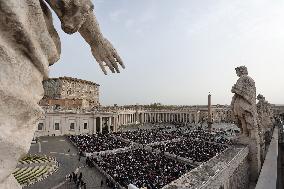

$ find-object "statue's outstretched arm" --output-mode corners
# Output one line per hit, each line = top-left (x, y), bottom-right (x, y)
(44, 0), (124, 75)
(79, 13), (125, 74)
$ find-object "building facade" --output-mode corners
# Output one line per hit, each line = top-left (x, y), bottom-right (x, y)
(34, 106), (235, 137)
(40, 77), (100, 108)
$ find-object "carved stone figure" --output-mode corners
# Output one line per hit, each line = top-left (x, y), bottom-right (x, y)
(257, 94), (274, 152)
(0, 0), (124, 188)
(257, 94), (274, 131)
(231, 66), (261, 184)
(231, 66), (258, 138)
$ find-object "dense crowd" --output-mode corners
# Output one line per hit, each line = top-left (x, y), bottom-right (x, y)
(92, 149), (193, 188)
(182, 130), (230, 144)
(163, 128), (230, 145)
(152, 139), (228, 162)
(68, 134), (130, 153)
(114, 129), (177, 144)
(68, 125), (233, 189)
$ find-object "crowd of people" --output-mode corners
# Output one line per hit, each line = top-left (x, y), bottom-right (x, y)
(151, 139), (228, 162)
(114, 129), (178, 144)
(182, 130), (231, 144)
(68, 125), (231, 188)
(160, 128), (230, 145)
(68, 172), (86, 189)
(92, 149), (193, 189)
(68, 134), (130, 153)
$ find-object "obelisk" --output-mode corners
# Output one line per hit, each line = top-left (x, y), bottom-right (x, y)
(208, 93), (213, 131)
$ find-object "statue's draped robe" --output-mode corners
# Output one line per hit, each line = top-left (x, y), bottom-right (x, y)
(0, 0), (61, 187)
(232, 75), (257, 131)
(0, 0), (99, 188)
(0, 0), (61, 77)
(257, 99), (274, 131)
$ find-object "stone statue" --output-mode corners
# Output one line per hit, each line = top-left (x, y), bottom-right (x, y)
(231, 66), (261, 183)
(257, 94), (274, 132)
(257, 94), (274, 150)
(231, 66), (258, 137)
(0, 0), (124, 188)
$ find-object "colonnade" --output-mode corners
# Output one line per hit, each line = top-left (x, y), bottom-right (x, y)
(35, 111), (200, 137)
(96, 113), (138, 133)
(96, 112), (199, 133)
(140, 112), (198, 124)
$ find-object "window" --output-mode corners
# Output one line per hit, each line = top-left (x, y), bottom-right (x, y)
(70, 123), (75, 130)
(38, 123), (43, 130)
(84, 123), (88, 130)
(67, 89), (72, 95)
(54, 123), (60, 130)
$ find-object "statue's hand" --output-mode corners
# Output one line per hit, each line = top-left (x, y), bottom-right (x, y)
(91, 38), (125, 75)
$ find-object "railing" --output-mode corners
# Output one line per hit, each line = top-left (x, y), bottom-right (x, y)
(255, 127), (279, 189)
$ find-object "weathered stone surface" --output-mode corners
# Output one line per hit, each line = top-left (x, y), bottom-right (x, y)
(231, 66), (261, 184)
(0, 0), (124, 188)
(41, 77), (100, 108)
(256, 94), (275, 163)
(162, 146), (249, 189)
(257, 94), (274, 133)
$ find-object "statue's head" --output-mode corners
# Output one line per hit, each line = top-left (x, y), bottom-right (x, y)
(256, 94), (265, 101)
(257, 94), (265, 101)
(58, 0), (94, 34)
(235, 66), (248, 77)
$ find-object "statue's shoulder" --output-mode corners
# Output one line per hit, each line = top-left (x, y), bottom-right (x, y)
(237, 75), (255, 87)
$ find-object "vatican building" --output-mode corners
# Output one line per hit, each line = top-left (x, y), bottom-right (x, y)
(35, 77), (234, 137)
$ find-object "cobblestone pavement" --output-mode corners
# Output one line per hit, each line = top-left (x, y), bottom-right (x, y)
(24, 136), (110, 189)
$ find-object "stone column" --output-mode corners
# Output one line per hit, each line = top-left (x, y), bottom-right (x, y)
(93, 115), (96, 134)
(113, 117), (116, 132)
(99, 117), (103, 133)
(107, 117), (111, 133)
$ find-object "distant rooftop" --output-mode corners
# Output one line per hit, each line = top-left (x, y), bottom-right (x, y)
(45, 76), (100, 86)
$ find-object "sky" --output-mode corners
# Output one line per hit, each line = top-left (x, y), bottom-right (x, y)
(49, 0), (284, 106)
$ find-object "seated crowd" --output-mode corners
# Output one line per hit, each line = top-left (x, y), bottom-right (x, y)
(68, 134), (130, 153)
(92, 149), (193, 189)
(158, 128), (230, 145)
(69, 126), (231, 188)
(114, 129), (177, 144)
(182, 130), (230, 144)
(152, 139), (228, 162)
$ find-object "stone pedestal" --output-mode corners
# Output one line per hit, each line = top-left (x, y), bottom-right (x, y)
(232, 133), (261, 184)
